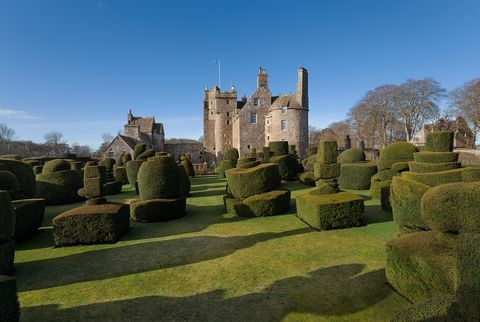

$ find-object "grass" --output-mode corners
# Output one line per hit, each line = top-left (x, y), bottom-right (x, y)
(14, 176), (410, 321)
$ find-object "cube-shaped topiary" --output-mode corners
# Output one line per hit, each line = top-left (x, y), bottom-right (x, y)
(296, 191), (364, 230)
(0, 275), (20, 322)
(225, 163), (281, 200)
(313, 162), (340, 179)
(337, 148), (365, 164)
(226, 189), (291, 217)
(370, 179), (391, 200)
(299, 171), (316, 186)
(338, 161), (377, 190)
(269, 141), (289, 156)
(53, 203), (130, 246)
(408, 161), (461, 173)
(413, 152), (459, 163)
(316, 141), (338, 164)
(390, 176), (431, 231)
(385, 231), (456, 303)
(130, 197), (186, 222)
(425, 131), (454, 152)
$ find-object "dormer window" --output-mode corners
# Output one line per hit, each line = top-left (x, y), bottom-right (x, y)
(253, 98), (259, 106)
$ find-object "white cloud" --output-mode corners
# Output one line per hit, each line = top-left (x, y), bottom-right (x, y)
(0, 108), (40, 120)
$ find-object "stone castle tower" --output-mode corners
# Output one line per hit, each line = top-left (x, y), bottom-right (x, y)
(203, 67), (309, 163)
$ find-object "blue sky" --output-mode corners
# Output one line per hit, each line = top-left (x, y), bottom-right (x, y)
(1, 0), (479, 149)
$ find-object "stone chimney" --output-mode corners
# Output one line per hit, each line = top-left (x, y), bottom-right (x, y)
(296, 67), (308, 108)
(257, 67), (268, 89)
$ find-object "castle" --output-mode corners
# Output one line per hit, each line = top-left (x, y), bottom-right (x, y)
(203, 67), (309, 162)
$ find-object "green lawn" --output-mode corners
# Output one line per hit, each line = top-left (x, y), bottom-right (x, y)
(14, 176), (410, 321)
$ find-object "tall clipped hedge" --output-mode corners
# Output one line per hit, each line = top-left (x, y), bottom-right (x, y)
(269, 141), (289, 156)
(425, 131), (454, 152)
(137, 156), (179, 199)
(226, 163), (281, 200)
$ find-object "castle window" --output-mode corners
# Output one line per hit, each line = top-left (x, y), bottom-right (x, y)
(227, 120), (230, 125)
(247, 144), (251, 149)
(211, 111), (213, 115)
(253, 98), (259, 106)
(282, 106), (287, 114)
(250, 113), (257, 124)
(281, 120), (287, 130)
(227, 112), (229, 117)
(226, 99), (229, 104)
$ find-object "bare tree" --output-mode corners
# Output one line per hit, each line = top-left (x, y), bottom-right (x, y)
(450, 79), (480, 146)
(101, 133), (114, 143)
(393, 78), (445, 141)
(308, 126), (321, 146)
(0, 124), (15, 142)
(44, 131), (65, 155)
(71, 143), (92, 157)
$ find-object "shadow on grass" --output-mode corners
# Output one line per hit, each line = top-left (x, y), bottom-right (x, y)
(364, 204), (393, 225)
(16, 227), (312, 292)
(190, 188), (225, 198)
(21, 264), (393, 321)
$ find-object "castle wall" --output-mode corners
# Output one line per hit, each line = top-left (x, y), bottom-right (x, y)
(164, 142), (204, 163)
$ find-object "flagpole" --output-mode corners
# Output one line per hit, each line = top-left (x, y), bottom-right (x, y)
(218, 60), (221, 88)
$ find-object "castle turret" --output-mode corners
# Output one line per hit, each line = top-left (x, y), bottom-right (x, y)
(296, 67), (308, 108)
(257, 67), (268, 89)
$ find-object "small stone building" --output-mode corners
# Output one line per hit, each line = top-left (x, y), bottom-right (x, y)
(411, 116), (474, 148)
(203, 67), (309, 163)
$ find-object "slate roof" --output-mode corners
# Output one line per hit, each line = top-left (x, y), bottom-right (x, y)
(269, 93), (301, 111)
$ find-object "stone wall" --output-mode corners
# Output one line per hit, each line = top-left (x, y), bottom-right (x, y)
(456, 149), (480, 165)
(165, 142), (203, 163)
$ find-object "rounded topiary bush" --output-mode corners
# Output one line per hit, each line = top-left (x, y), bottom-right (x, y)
(380, 142), (418, 161)
(271, 155), (298, 180)
(122, 153), (132, 163)
(224, 148), (239, 161)
(218, 160), (235, 178)
(462, 167), (480, 182)
(137, 156), (179, 199)
(0, 159), (36, 200)
(306, 146), (318, 157)
(137, 149), (156, 160)
(226, 163), (281, 200)
(177, 164), (191, 197)
(0, 170), (20, 193)
(425, 131), (454, 152)
(421, 181), (480, 233)
(42, 159), (71, 174)
(36, 170), (83, 205)
(269, 141), (289, 156)
(134, 144), (147, 160)
(337, 148), (365, 164)
(338, 161), (377, 190)
(180, 156), (195, 177)
(114, 166), (128, 184)
(126, 160), (144, 188)
(99, 158), (116, 172)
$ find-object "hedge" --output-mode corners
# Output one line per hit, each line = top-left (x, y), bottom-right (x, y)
(380, 183), (391, 211)
(306, 146), (318, 157)
(0, 239), (15, 275)
(104, 181), (123, 196)
(36, 170), (83, 205)
(137, 149), (156, 160)
(0, 191), (14, 241)
(380, 142), (417, 161)
(53, 203), (130, 246)
(457, 232), (480, 320)
(42, 159), (71, 174)
(271, 155), (297, 180)
(125, 160), (144, 188)
(177, 164), (191, 197)
(137, 157), (179, 200)
(0, 170), (19, 194)
(218, 160), (235, 178)
(225, 148), (239, 161)
(425, 131), (454, 152)
(288, 144), (296, 155)
(237, 157), (256, 165)
(377, 158), (412, 171)
(390, 294), (455, 322)
(313, 162), (340, 179)
(237, 161), (261, 169)
(98, 158), (116, 172)
(0, 159), (36, 199)
(134, 143), (147, 159)
(401, 168), (463, 187)
(296, 191), (364, 230)
(232, 189), (291, 217)
(408, 161), (461, 173)
(337, 148), (365, 163)
(269, 141), (289, 156)
(461, 167), (480, 182)
(262, 147), (271, 163)
(180, 156), (195, 177)
(122, 153), (132, 163)
(226, 163), (281, 200)
(0, 275), (20, 322)
(13, 199), (45, 241)
(391, 161), (410, 173)
(33, 165), (43, 175)
(114, 166), (128, 184)
(299, 171), (316, 186)
(370, 180), (391, 200)
(302, 154), (316, 171)
(312, 181), (339, 195)
(84, 165), (107, 185)
(130, 197), (186, 222)
(385, 231), (456, 302)
(421, 182), (480, 233)
(316, 141), (338, 164)
(413, 152), (459, 163)
(377, 169), (398, 182)
(338, 162), (377, 190)
(390, 176), (431, 231)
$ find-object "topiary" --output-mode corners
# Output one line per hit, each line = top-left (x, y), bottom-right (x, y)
(271, 155), (298, 180)
(42, 159), (71, 174)
(0, 170), (19, 194)
(130, 198), (186, 222)
(228, 189), (291, 217)
(134, 143), (147, 160)
(316, 141), (338, 164)
(0, 191), (15, 241)
(36, 170), (83, 205)
(425, 131), (454, 152)
(413, 152), (459, 163)
(218, 160), (235, 178)
(136, 149), (156, 160)
(122, 153), (132, 163)
(313, 162), (340, 179)
(180, 155), (195, 177)
(114, 166), (128, 185)
(408, 161), (461, 173)
(226, 163), (281, 200)
(125, 160), (144, 189)
(337, 148), (365, 164)
(98, 158), (116, 173)
(269, 141), (289, 156)
(306, 146), (318, 157)
(177, 164), (191, 197)
(224, 148), (239, 161)
(137, 156), (180, 199)
(0, 159), (36, 200)
(338, 161), (377, 190)
(402, 168), (464, 187)
(12, 198), (46, 240)
(0, 275), (20, 322)
(380, 142), (418, 161)
(262, 147), (271, 163)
